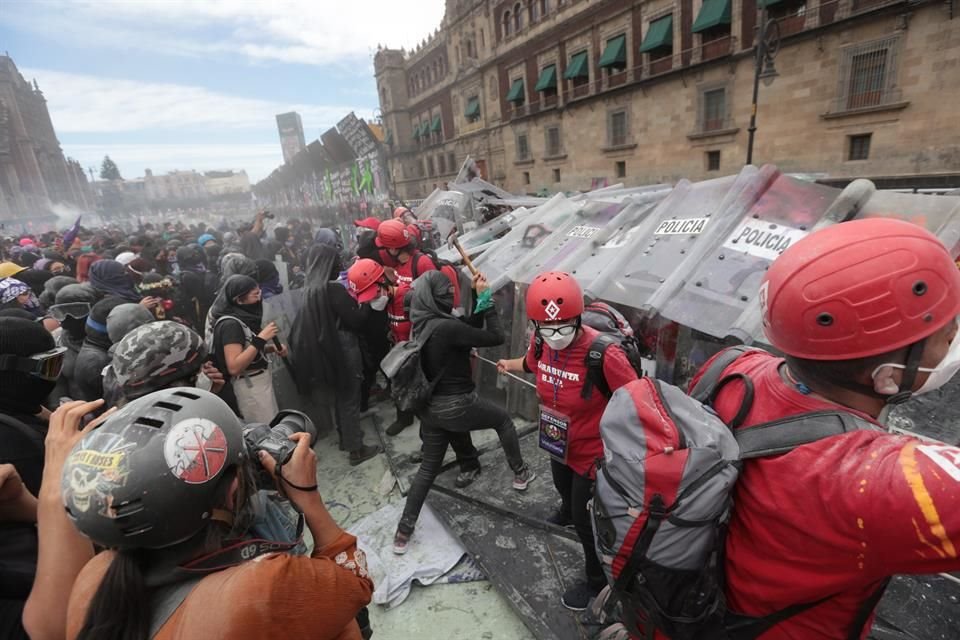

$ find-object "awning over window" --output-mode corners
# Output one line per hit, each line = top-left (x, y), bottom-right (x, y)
(430, 115), (442, 132)
(563, 51), (589, 79)
(506, 78), (525, 103)
(534, 64), (558, 92)
(412, 123), (422, 139)
(758, 0), (787, 6)
(692, 0), (731, 33)
(464, 96), (481, 118)
(598, 34), (627, 69)
(640, 15), (673, 53)
(385, 130), (393, 145)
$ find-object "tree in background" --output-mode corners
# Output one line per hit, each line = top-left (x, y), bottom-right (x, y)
(100, 155), (122, 181)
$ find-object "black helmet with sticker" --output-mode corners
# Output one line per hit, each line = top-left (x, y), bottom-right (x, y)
(112, 321), (206, 401)
(61, 387), (246, 549)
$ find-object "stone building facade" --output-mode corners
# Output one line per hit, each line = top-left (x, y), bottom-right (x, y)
(374, 0), (960, 199)
(0, 55), (93, 221)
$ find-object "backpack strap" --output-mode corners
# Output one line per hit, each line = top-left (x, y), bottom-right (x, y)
(734, 410), (872, 460)
(583, 334), (620, 400)
(688, 346), (757, 403)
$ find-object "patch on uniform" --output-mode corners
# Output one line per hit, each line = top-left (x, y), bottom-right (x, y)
(917, 444), (960, 482)
(163, 418), (229, 484)
(758, 281), (770, 325)
(544, 300), (561, 320)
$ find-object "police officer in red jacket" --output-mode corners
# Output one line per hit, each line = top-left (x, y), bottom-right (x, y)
(690, 218), (960, 639)
(498, 272), (639, 610)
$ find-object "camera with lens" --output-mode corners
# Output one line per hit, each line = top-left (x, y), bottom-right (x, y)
(262, 210), (275, 220)
(243, 410), (317, 487)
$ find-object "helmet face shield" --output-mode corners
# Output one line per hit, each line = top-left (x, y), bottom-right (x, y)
(0, 346), (67, 381)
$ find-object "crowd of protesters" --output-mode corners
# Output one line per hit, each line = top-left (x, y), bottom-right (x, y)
(3, 203), (960, 640)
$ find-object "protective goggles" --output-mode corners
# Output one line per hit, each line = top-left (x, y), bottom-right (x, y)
(0, 346), (68, 381)
(536, 324), (578, 338)
(49, 302), (92, 322)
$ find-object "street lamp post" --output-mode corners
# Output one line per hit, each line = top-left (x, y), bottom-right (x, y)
(746, 5), (781, 166)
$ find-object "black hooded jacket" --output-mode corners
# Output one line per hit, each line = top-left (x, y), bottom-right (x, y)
(413, 271), (504, 396)
(289, 245), (368, 393)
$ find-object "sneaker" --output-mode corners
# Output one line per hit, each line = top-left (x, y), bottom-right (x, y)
(385, 419), (413, 436)
(455, 467), (481, 488)
(393, 529), (410, 555)
(512, 465), (536, 491)
(349, 444), (381, 466)
(546, 509), (574, 528)
(561, 581), (604, 611)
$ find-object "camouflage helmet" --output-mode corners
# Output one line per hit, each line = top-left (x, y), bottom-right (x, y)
(112, 321), (207, 401)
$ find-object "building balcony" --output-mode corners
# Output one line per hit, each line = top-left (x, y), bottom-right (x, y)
(701, 35), (734, 63)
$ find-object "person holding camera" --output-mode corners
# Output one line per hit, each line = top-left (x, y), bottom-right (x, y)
(209, 274), (286, 423)
(47, 388), (372, 640)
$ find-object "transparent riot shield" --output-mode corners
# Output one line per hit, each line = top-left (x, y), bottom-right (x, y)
(434, 207), (534, 263)
(660, 170), (840, 340)
(726, 181), (960, 345)
(414, 189), (468, 251)
(857, 190), (960, 255)
(550, 192), (669, 287)
(472, 194), (582, 292)
(583, 170), (752, 312)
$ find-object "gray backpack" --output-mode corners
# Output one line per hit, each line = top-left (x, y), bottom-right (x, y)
(591, 346), (885, 640)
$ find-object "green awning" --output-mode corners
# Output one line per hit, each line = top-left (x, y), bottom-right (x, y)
(692, 0), (731, 33)
(640, 15), (673, 53)
(758, 0), (786, 6)
(464, 97), (480, 118)
(534, 64), (557, 92)
(598, 34), (627, 69)
(430, 115), (442, 132)
(385, 131), (393, 145)
(412, 124), (421, 139)
(563, 51), (589, 79)
(505, 78), (525, 103)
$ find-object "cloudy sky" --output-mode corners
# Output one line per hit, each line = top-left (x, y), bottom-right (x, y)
(0, 0), (446, 182)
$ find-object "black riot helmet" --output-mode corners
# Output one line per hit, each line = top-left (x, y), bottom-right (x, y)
(61, 387), (247, 550)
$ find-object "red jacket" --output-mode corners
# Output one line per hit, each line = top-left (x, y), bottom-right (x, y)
(524, 326), (638, 477)
(689, 349), (960, 639)
(386, 252), (436, 343)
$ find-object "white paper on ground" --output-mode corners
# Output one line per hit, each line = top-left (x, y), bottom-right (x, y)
(353, 501), (478, 608)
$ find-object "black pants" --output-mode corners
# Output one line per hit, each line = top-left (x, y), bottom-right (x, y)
(333, 331), (366, 453)
(398, 392), (525, 535)
(551, 459), (605, 588)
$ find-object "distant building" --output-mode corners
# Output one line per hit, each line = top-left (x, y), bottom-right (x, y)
(276, 112), (306, 164)
(143, 169), (209, 202)
(204, 169), (251, 196)
(0, 54), (93, 221)
(375, 0), (960, 198)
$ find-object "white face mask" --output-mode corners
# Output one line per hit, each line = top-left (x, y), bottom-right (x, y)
(369, 295), (389, 311)
(872, 332), (960, 396)
(541, 328), (577, 351)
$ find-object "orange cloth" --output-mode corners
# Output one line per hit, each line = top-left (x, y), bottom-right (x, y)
(66, 531), (373, 640)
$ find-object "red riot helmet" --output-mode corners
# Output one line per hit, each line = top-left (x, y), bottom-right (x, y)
(526, 271), (585, 322)
(347, 259), (386, 303)
(376, 219), (415, 250)
(761, 218), (960, 361)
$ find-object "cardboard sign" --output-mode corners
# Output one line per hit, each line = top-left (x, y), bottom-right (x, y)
(654, 217), (709, 235)
(723, 220), (808, 261)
